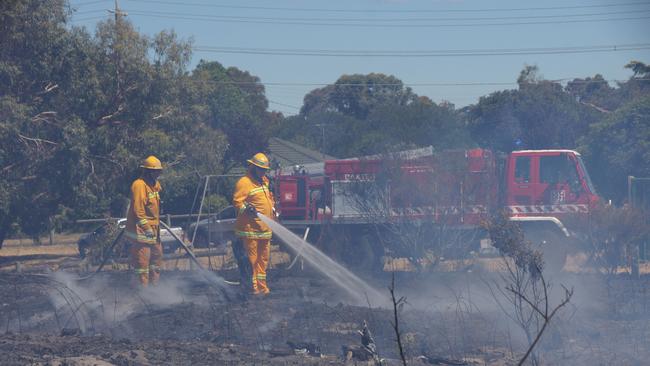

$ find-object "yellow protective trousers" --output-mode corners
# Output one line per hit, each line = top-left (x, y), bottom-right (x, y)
(244, 237), (270, 294)
(129, 230), (163, 286)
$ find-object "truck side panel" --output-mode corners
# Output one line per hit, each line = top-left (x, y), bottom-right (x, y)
(320, 149), (498, 225)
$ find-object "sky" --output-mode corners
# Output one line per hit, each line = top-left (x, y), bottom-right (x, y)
(69, 0), (650, 116)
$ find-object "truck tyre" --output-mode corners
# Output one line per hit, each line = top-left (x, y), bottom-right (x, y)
(524, 229), (568, 274)
(341, 225), (384, 273)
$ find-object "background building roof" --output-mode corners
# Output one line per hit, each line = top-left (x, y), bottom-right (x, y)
(268, 137), (336, 168)
(225, 138), (335, 176)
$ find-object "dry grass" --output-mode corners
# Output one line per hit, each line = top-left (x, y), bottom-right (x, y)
(3, 233), (82, 246)
(3, 235), (650, 276)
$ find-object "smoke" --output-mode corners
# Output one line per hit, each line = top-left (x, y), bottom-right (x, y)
(44, 268), (233, 334)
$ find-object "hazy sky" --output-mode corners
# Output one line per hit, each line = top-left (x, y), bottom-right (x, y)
(70, 0), (650, 116)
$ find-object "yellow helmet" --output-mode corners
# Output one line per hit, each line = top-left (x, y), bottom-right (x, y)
(140, 155), (163, 170)
(247, 152), (270, 170)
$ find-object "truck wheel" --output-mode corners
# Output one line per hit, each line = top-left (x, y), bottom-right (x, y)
(525, 229), (568, 274)
(343, 226), (384, 273)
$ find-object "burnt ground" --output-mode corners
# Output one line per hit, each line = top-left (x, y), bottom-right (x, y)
(0, 264), (650, 365)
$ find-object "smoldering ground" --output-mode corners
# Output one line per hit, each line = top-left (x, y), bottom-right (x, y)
(384, 265), (650, 365)
(1, 260), (650, 365)
(2, 270), (234, 336)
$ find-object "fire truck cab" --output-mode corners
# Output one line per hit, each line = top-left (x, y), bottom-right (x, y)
(506, 150), (598, 216)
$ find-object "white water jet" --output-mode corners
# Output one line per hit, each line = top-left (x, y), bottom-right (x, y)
(259, 214), (386, 305)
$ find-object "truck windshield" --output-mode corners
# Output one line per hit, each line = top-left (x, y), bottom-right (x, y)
(576, 156), (597, 194)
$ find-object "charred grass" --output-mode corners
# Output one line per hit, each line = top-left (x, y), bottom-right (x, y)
(0, 268), (649, 365)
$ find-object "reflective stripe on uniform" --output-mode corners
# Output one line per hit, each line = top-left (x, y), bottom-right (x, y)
(235, 230), (272, 239)
(134, 268), (149, 274)
(137, 218), (148, 226)
(256, 274), (266, 280)
(248, 187), (267, 196)
(125, 231), (157, 244)
(147, 191), (160, 199)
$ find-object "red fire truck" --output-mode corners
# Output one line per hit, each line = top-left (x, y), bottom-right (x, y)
(274, 148), (599, 270)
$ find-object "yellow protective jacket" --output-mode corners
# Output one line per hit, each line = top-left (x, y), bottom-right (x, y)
(125, 178), (162, 245)
(233, 173), (275, 239)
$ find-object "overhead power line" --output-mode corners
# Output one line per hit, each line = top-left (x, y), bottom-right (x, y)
(71, 0), (110, 6)
(193, 43), (650, 57)
(124, 10), (650, 27)
(268, 100), (301, 110)
(71, 15), (108, 22)
(117, 9), (650, 22)
(124, 0), (650, 14)
(74, 9), (650, 27)
(72, 9), (110, 15)
(181, 78), (649, 88)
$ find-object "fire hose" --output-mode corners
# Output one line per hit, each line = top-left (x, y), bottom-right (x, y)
(77, 228), (125, 281)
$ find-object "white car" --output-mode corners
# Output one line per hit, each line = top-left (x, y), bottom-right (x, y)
(187, 206), (236, 248)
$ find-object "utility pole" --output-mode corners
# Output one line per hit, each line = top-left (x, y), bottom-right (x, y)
(108, 0), (127, 101)
(315, 123), (326, 159)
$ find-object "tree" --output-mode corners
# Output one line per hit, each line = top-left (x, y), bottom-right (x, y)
(625, 60), (650, 78)
(565, 74), (618, 112)
(366, 98), (470, 153)
(579, 95), (650, 202)
(0, 0), (90, 244)
(191, 60), (280, 170)
(279, 74), (468, 158)
(466, 66), (601, 153)
(301, 73), (417, 120)
(0, 0), (236, 245)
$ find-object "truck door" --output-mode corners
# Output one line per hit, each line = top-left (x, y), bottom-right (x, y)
(507, 155), (534, 206)
(538, 153), (582, 205)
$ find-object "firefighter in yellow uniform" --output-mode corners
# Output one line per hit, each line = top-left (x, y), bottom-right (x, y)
(125, 156), (163, 287)
(233, 153), (276, 295)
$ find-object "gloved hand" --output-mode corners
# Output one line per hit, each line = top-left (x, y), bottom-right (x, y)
(245, 204), (257, 216)
(144, 229), (156, 239)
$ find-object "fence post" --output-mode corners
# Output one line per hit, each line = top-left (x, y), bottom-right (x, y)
(167, 214), (171, 226)
(48, 216), (54, 246)
(628, 175), (634, 206)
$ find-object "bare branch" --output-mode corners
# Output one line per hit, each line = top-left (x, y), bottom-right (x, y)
(151, 107), (174, 121)
(389, 273), (408, 366)
(31, 111), (58, 124)
(506, 285), (545, 319)
(97, 104), (125, 125)
(84, 154), (124, 170)
(31, 192), (47, 202)
(515, 285), (573, 366)
(18, 134), (58, 150)
(37, 82), (59, 94)
(580, 101), (610, 113)
(2, 163), (18, 172)
(18, 134), (57, 145)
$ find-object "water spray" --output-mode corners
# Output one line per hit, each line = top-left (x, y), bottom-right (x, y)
(257, 213), (386, 306)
